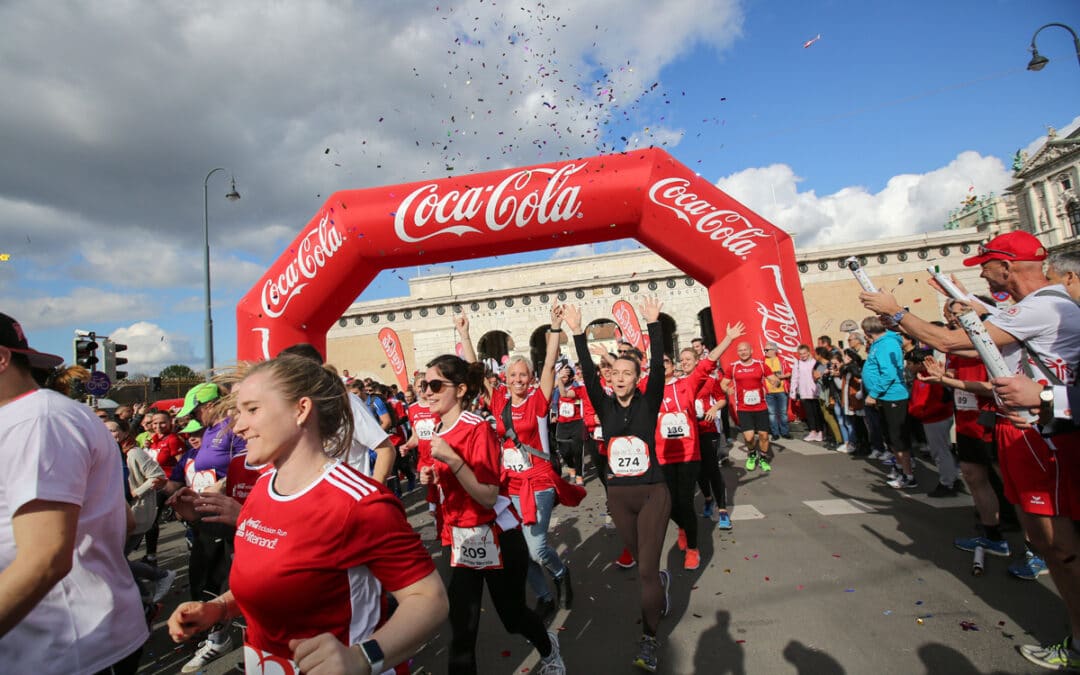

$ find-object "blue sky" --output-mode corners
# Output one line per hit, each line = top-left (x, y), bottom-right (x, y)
(1, 0), (1077, 376)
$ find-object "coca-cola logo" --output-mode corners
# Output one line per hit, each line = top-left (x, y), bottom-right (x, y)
(394, 163), (587, 243)
(756, 264), (800, 365)
(380, 331), (406, 375)
(612, 302), (643, 349)
(647, 178), (770, 258)
(261, 212), (344, 319)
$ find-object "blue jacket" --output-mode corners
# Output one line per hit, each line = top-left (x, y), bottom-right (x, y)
(862, 331), (909, 401)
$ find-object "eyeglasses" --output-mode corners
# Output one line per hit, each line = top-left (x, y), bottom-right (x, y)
(765, 348), (776, 352)
(978, 243), (1016, 258)
(419, 379), (454, 393)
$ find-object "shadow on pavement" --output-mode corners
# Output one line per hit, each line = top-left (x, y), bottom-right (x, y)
(782, 639), (845, 674)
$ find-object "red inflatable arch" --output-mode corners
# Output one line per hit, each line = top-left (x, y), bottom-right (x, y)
(237, 148), (811, 366)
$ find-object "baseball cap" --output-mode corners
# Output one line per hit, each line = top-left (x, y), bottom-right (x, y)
(764, 342), (779, 351)
(180, 419), (203, 434)
(0, 313), (64, 370)
(177, 382), (221, 417)
(963, 231), (1047, 267)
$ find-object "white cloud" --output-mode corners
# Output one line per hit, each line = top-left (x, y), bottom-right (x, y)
(108, 322), (198, 376)
(0, 288), (157, 330)
(551, 244), (596, 259)
(714, 151), (1014, 246)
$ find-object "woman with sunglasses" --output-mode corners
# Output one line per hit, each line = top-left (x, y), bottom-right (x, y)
(563, 297), (669, 673)
(418, 355), (566, 675)
(455, 308), (575, 618)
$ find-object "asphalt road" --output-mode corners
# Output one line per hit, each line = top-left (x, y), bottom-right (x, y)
(137, 434), (1063, 674)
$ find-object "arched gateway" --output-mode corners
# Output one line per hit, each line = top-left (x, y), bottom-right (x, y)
(237, 148), (810, 366)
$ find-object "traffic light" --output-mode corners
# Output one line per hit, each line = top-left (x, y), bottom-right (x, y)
(73, 332), (99, 371)
(102, 338), (128, 381)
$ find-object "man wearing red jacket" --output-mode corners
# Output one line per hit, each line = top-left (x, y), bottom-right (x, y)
(907, 349), (960, 497)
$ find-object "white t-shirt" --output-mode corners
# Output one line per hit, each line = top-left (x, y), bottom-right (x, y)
(346, 393), (391, 476)
(0, 389), (147, 673)
(988, 285), (1080, 386)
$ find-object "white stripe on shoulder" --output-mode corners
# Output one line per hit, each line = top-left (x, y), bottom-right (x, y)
(326, 473), (367, 501)
(330, 465), (377, 495)
(459, 412), (485, 425)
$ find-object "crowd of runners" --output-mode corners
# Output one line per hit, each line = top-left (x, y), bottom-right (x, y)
(1, 231), (1078, 674)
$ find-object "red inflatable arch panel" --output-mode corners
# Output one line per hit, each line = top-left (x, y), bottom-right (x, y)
(237, 148), (810, 366)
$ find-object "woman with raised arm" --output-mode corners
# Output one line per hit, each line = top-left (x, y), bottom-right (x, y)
(455, 306), (577, 618)
(565, 297), (670, 673)
(418, 354), (566, 675)
(167, 355), (447, 675)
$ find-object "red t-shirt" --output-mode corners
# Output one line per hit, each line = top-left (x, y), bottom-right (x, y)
(555, 385), (586, 423)
(387, 399), (408, 446)
(908, 379), (954, 424)
(407, 402), (439, 469)
(695, 374), (725, 434)
(729, 360), (773, 412)
(433, 411), (514, 545)
(655, 358), (716, 464)
(147, 433), (185, 476)
(491, 386), (553, 476)
(225, 454), (266, 505)
(946, 354), (995, 441)
(230, 463), (434, 670)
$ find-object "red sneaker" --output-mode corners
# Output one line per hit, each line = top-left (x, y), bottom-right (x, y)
(615, 548), (636, 569)
(684, 548), (701, 570)
(677, 528), (687, 552)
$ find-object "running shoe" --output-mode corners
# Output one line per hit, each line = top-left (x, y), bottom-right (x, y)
(881, 454), (897, 467)
(868, 450), (884, 460)
(758, 457), (772, 473)
(537, 631), (566, 675)
(835, 443), (850, 454)
(676, 529), (687, 551)
(745, 452), (758, 471)
(1009, 551), (1050, 580)
(702, 501), (715, 519)
(887, 474), (918, 489)
(616, 548), (637, 569)
(927, 483), (958, 498)
(954, 536), (1010, 557)
(717, 511), (733, 530)
(1018, 636), (1080, 671)
(633, 635), (660, 673)
(181, 636), (233, 673)
(885, 467), (901, 482)
(152, 569), (177, 603)
(659, 570), (671, 617)
(684, 548), (700, 570)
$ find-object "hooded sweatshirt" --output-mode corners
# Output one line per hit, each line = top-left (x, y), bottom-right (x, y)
(861, 331), (909, 401)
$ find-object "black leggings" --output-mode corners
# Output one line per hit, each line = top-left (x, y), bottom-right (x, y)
(586, 435), (608, 487)
(93, 647), (143, 675)
(661, 461), (700, 549)
(608, 482), (672, 636)
(189, 522), (233, 602)
(143, 491), (168, 557)
(447, 528), (552, 674)
(556, 420), (585, 474)
(697, 432), (726, 510)
(801, 398), (824, 432)
(879, 399), (912, 454)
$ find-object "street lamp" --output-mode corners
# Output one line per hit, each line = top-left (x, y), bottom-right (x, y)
(1026, 22), (1080, 72)
(203, 167), (241, 374)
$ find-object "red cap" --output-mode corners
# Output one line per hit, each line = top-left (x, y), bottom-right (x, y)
(963, 231), (1047, 267)
(0, 313), (64, 370)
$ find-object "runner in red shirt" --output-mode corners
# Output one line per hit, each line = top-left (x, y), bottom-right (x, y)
(724, 342), (781, 473)
(167, 354), (447, 675)
(555, 363), (587, 486)
(404, 372), (441, 521)
(143, 411), (187, 566)
(418, 353), (565, 675)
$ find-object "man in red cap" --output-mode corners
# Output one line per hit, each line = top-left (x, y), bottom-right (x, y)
(860, 231), (1080, 671)
(0, 313), (147, 673)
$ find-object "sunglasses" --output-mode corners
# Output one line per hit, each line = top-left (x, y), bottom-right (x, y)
(419, 379), (454, 393)
(978, 243), (1016, 258)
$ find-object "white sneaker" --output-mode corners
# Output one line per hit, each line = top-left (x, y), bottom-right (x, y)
(537, 631), (566, 675)
(152, 568), (177, 603)
(879, 451), (895, 463)
(868, 450), (884, 460)
(181, 635), (233, 673)
(835, 443), (850, 454)
(885, 467), (901, 481)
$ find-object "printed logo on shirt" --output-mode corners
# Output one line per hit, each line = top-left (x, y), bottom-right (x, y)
(236, 518), (287, 550)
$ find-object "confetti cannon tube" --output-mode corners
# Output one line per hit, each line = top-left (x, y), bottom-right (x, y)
(927, 267), (967, 301)
(954, 307), (1037, 422)
(845, 257), (878, 293)
(972, 546), (985, 576)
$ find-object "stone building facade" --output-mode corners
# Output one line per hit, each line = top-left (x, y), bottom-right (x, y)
(327, 227), (993, 382)
(1007, 125), (1080, 252)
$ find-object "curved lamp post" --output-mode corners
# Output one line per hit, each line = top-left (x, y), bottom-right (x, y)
(203, 167), (241, 374)
(1027, 22), (1080, 72)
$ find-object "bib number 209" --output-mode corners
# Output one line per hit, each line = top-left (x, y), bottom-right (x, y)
(451, 524), (503, 569)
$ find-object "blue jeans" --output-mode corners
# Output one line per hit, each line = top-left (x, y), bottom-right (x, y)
(766, 392), (789, 437)
(510, 489), (565, 601)
(833, 402), (853, 444)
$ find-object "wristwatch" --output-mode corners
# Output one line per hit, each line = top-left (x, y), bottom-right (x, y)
(1039, 386), (1055, 417)
(891, 308), (908, 324)
(359, 638), (385, 674)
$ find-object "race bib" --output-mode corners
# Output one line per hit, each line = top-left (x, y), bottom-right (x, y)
(191, 469), (219, 494)
(416, 418), (435, 440)
(953, 390), (978, 411)
(244, 644), (299, 675)
(660, 412), (690, 439)
(742, 389), (762, 406)
(694, 399), (705, 420)
(609, 436), (650, 477)
(502, 446), (528, 473)
(451, 524), (503, 569)
(592, 425), (603, 440)
(559, 401), (576, 418)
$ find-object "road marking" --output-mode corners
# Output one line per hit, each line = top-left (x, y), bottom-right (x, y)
(779, 440), (834, 456)
(900, 490), (975, 509)
(803, 498), (876, 516)
(730, 504), (765, 520)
